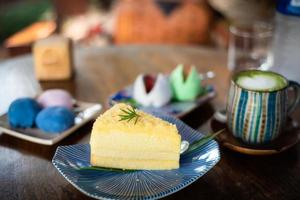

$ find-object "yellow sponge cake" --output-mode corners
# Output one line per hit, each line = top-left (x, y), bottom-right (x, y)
(90, 103), (181, 170)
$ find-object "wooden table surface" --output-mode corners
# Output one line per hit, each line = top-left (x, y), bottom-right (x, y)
(0, 45), (299, 200)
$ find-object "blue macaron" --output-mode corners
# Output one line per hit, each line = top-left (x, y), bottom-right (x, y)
(8, 98), (42, 128)
(36, 106), (75, 133)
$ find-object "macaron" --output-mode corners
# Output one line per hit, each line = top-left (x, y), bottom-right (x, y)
(37, 89), (73, 109)
(8, 98), (42, 128)
(36, 106), (75, 133)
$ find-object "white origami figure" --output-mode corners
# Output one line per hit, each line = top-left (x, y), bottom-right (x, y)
(133, 73), (172, 107)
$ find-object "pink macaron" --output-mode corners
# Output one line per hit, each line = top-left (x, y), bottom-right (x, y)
(37, 89), (73, 109)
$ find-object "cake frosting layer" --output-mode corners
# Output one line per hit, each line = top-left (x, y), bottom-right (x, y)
(92, 103), (179, 135)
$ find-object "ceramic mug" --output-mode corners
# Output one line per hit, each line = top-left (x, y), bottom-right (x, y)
(226, 70), (300, 144)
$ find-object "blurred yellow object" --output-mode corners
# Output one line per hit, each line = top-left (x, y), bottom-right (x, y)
(4, 21), (56, 48)
(33, 34), (73, 81)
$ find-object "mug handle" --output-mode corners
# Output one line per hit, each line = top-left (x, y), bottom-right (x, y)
(287, 81), (300, 115)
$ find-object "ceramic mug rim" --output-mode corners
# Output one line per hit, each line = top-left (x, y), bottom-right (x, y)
(232, 70), (289, 93)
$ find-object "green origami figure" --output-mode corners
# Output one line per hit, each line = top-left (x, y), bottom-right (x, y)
(170, 64), (203, 101)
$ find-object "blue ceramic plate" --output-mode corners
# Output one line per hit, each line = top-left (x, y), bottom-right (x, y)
(52, 113), (220, 200)
(108, 85), (216, 118)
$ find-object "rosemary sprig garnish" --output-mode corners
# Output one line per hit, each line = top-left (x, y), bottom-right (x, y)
(184, 129), (224, 154)
(118, 106), (141, 124)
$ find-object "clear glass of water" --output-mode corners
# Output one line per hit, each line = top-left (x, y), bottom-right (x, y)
(228, 22), (274, 74)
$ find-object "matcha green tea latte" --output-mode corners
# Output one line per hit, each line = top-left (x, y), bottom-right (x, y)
(234, 70), (288, 92)
(227, 70), (300, 144)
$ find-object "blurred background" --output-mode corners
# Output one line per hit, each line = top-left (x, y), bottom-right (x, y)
(0, 0), (276, 58)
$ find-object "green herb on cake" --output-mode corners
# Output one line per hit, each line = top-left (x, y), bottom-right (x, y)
(118, 106), (141, 124)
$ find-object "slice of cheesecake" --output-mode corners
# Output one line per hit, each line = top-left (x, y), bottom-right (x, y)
(90, 103), (181, 170)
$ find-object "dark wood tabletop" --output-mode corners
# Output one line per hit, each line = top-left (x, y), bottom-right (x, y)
(0, 45), (299, 200)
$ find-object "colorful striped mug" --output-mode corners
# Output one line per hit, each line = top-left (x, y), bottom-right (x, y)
(226, 70), (300, 144)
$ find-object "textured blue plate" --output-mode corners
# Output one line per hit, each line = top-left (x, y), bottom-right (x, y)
(108, 85), (216, 118)
(52, 113), (220, 200)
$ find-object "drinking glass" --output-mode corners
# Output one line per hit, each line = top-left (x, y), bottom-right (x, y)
(227, 22), (274, 74)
